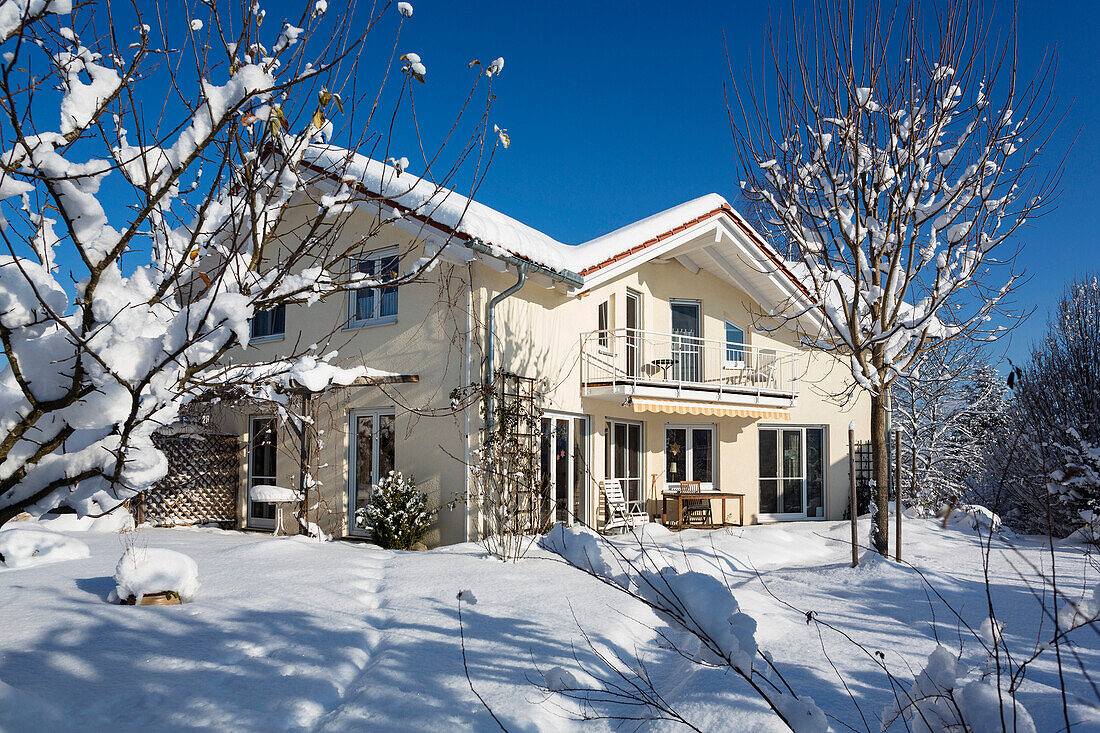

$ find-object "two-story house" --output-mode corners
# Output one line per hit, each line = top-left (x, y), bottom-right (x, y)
(212, 149), (870, 546)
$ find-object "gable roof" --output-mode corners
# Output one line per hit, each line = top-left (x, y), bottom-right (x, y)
(300, 145), (812, 305)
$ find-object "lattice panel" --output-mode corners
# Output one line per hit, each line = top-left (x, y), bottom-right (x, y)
(135, 433), (240, 526)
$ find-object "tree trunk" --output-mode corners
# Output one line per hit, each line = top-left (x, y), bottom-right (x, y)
(871, 389), (890, 555)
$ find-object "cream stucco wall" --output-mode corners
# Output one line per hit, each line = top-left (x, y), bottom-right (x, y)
(485, 256), (870, 528)
(216, 204), (473, 546)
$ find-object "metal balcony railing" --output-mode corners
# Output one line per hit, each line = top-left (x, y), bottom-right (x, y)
(580, 328), (801, 398)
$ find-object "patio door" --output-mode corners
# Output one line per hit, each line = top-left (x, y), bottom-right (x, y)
(664, 424), (715, 491)
(247, 416), (278, 529)
(671, 300), (701, 382)
(348, 409), (396, 536)
(540, 414), (589, 525)
(759, 426), (826, 519)
(606, 420), (643, 511)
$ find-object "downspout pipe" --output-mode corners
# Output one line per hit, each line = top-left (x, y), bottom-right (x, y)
(464, 236), (584, 436)
(484, 262), (528, 436)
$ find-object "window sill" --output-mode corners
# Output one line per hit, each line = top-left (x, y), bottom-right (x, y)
(345, 316), (398, 331)
(248, 334), (286, 345)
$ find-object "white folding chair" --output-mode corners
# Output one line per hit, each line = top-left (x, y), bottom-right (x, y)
(602, 478), (648, 534)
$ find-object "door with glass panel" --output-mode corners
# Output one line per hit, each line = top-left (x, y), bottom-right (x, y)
(758, 426), (826, 519)
(349, 410), (396, 535)
(248, 416), (278, 528)
(540, 415), (589, 525)
(606, 420), (643, 512)
(670, 300), (701, 382)
(625, 290), (642, 378)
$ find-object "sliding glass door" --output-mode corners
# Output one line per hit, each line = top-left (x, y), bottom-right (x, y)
(759, 426), (826, 519)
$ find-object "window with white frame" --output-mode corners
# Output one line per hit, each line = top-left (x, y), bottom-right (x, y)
(725, 320), (745, 364)
(250, 304), (285, 341)
(664, 424), (715, 490)
(597, 299), (610, 351)
(349, 248), (399, 327)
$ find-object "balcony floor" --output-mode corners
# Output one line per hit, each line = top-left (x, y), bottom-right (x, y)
(582, 378), (797, 408)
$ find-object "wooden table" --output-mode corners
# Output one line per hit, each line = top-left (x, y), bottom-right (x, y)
(661, 490), (745, 529)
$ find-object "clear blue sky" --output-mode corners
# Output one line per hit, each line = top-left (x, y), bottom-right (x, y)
(346, 0), (1096, 367)
(30, 0), (1094, 367)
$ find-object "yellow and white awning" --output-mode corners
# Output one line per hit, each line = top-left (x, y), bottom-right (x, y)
(628, 397), (790, 420)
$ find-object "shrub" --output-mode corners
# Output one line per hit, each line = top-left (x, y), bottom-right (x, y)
(357, 472), (433, 550)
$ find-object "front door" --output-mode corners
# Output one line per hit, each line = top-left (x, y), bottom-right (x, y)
(247, 416), (278, 529)
(606, 420), (643, 512)
(540, 415), (589, 525)
(349, 410), (396, 535)
(671, 300), (702, 382)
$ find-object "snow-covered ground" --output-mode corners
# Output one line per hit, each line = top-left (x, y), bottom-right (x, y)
(0, 515), (1097, 732)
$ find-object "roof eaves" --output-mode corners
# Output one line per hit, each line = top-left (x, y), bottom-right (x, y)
(299, 158), (584, 288)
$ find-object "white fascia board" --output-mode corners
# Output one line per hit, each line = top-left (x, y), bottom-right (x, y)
(724, 222), (824, 331)
(576, 220), (723, 294)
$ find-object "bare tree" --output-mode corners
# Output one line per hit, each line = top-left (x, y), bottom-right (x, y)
(730, 0), (1059, 553)
(992, 274), (1100, 537)
(893, 341), (1008, 512)
(0, 0), (505, 525)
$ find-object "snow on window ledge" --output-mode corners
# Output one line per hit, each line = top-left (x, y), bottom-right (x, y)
(344, 315), (398, 331)
(248, 334), (286, 345)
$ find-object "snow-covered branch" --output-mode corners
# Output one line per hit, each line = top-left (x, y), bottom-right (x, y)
(0, 0), (505, 524)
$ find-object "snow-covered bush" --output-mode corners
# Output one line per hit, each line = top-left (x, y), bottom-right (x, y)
(889, 645), (1037, 733)
(356, 472), (433, 550)
(0, 527), (90, 568)
(539, 525), (824, 731)
(110, 547), (199, 604)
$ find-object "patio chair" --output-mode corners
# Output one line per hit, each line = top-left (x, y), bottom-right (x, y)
(602, 479), (648, 534)
(678, 481), (713, 528)
(751, 349), (777, 387)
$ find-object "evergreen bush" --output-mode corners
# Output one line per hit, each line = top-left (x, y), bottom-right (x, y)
(356, 472), (433, 550)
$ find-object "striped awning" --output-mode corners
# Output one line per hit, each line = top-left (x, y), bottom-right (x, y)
(629, 397), (790, 420)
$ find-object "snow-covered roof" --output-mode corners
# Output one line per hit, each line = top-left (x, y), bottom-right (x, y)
(300, 145), (810, 300)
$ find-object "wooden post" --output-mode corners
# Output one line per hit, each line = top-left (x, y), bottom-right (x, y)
(849, 423), (858, 567)
(895, 428), (902, 562)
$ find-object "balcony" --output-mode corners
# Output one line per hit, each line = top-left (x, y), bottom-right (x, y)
(580, 328), (801, 408)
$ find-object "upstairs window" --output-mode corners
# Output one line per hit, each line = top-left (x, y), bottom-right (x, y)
(725, 320), (745, 364)
(350, 249), (399, 327)
(597, 300), (610, 351)
(250, 305), (286, 341)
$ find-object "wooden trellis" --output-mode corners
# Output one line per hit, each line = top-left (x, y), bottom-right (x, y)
(133, 429), (240, 527)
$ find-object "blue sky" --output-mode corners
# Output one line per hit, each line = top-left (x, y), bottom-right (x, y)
(21, 0), (1093, 367)
(356, 0), (1097, 366)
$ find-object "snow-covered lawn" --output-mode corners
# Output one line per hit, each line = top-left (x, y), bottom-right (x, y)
(0, 516), (1097, 731)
